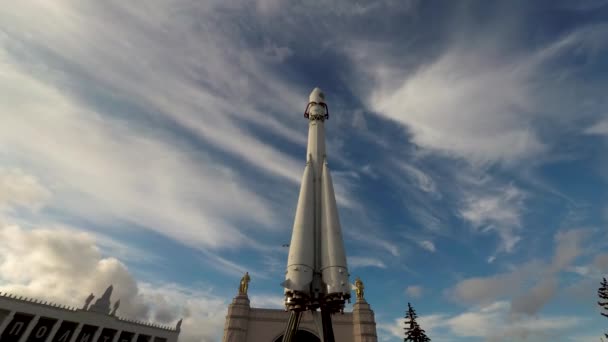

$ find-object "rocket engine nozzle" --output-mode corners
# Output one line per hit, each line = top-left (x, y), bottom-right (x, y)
(284, 290), (311, 312)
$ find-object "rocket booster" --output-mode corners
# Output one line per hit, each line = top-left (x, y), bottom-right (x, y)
(283, 88), (350, 313)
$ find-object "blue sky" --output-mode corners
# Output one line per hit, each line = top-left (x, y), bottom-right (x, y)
(1, 1), (608, 341)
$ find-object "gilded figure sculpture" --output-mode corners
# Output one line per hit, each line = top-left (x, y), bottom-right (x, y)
(239, 272), (250, 295)
(355, 277), (364, 300)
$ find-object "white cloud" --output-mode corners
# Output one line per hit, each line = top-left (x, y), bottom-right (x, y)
(0, 51), (281, 250)
(405, 285), (423, 299)
(379, 301), (585, 342)
(460, 183), (525, 253)
(0, 224), (151, 319)
(450, 229), (591, 315)
(261, 39), (293, 63)
(378, 315), (450, 342)
(568, 333), (608, 342)
(360, 164), (379, 179)
(0, 168), (51, 212)
(407, 206), (443, 233)
(395, 162), (437, 194)
(594, 253), (608, 272)
(0, 223), (228, 342)
(418, 240), (436, 253)
(349, 230), (400, 257)
(255, 0), (284, 15)
(137, 282), (228, 342)
(564, 277), (598, 303)
(568, 265), (592, 277)
(367, 24), (607, 165)
(584, 118), (608, 135)
(444, 301), (583, 341)
(249, 294), (285, 309)
(92, 233), (164, 264)
(370, 47), (545, 165)
(351, 109), (369, 131)
(0, 1), (328, 253)
(510, 277), (558, 317)
(460, 184), (524, 228)
(551, 229), (588, 271)
(450, 266), (531, 305)
(198, 250), (263, 279)
(376, 320), (403, 342)
(348, 256), (387, 269)
(446, 301), (510, 338)
(331, 170), (363, 211)
(564, 252), (608, 301)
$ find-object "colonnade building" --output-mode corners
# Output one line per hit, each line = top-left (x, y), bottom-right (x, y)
(0, 285), (180, 342)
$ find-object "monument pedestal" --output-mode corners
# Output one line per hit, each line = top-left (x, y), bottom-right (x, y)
(221, 295), (378, 342)
(222, 295), (250, 342)
(352, 299), (378, 342)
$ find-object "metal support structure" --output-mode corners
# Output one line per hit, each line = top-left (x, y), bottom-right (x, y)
(320, 309), (335, 342)
(280, 309), (335, 342)
(280, 311), (302, 342)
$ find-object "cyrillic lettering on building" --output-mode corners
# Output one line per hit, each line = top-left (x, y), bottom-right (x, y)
(9, 322), (24, 335)
(35, 326), (48, 338)
(57, 330), (71, 342)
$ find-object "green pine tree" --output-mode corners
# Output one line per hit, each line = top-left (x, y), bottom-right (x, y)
(599, 277), (608, 338)
(404, 302), (431, 342)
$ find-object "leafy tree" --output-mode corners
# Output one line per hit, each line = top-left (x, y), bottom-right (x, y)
(599, 277), (608, 339)
(404, 302), (431, 342)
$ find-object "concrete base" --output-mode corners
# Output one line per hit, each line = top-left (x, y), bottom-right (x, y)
(222, 296), (377, 342)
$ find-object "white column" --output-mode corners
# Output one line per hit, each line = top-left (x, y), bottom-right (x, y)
(18, 315), (40, 342)
(0, 311), (15, 335)
(131, 333), (139, 342)
(45, 320), (63, 342)
(68, 323), (83, 342)
(111, 331), (122, 342)
(91, 327), (103, 342)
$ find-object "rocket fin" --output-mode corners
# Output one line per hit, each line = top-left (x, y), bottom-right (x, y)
(320, 159), (350, 296)
(284, 159), (315, 293)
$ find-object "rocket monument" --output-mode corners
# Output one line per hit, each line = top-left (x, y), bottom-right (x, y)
(281, 88), (350, 341)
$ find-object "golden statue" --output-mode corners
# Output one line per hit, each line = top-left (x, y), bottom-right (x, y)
(354, 277), (364, 300)
(239, 272), (250, 295)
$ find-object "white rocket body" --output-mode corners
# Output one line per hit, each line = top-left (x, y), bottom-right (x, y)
(283, 88), (350, 313)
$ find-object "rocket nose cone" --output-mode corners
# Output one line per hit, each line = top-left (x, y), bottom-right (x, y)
(309, 87), (326, 103)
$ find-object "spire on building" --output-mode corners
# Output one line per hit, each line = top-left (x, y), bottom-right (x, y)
(82, 293), (95, 310)
(111, 299), (120, 316)
(88, 285), (113, 314)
